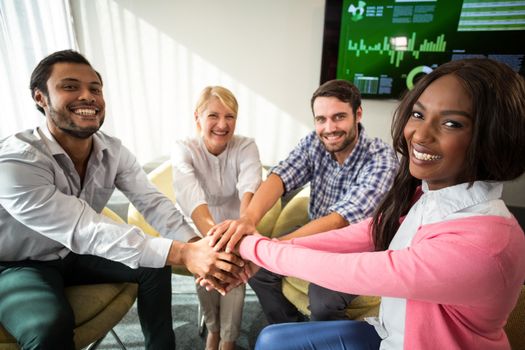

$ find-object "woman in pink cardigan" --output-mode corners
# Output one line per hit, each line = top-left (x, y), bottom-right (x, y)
(222, 59), (525, 349)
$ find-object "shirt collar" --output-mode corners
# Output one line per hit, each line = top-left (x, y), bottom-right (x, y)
(420, 180), (503, 220)
(35, 121), (108, 157)
(199, 136), (230, 160)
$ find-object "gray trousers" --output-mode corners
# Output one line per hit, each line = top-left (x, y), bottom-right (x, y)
(0, 253), (174, 350)
(248, 268), (356, 324)
(196, 282), (245, 341)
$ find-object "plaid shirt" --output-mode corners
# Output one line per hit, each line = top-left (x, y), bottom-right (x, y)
(270, 125), (398, 223)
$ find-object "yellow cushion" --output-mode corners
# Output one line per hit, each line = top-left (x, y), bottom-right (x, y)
(67, 283), (130, 326)
(273, 189), (381, 320)
(271, 187), (310, 238)
(128, 160), (174, 238)
(255, 168), (282, 235)
(282, 277), (380, 320)
(71, 283), (137, 348)
(281, 277), (310, 315)
(256, 199), (282, 236)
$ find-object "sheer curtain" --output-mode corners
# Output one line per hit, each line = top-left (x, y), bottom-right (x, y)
(0, 0), (77, 138)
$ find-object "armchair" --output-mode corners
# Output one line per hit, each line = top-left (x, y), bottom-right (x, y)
(268, 187), (380, 320)
(0, 207), (138, 350)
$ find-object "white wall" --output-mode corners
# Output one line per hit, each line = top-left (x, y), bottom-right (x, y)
(70, 0), (396, 161)
(69, 0), (524, 207)
(70, 0), (327, 166)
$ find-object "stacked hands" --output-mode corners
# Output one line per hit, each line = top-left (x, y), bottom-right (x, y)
(181, 217), (261, 295)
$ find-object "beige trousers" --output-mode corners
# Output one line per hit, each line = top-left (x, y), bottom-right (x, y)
(196, 283), (245, 341)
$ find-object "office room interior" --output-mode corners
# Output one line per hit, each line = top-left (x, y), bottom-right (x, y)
(1, 1), (525, 349)
(1, 0), (524, 223)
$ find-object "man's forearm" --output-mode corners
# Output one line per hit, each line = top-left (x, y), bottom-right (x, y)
(243, 173), (284, 225)
(279, 212), (348, 240)
(166, 240), (186, 265)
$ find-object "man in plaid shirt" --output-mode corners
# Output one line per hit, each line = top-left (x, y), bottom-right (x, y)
(210, 79), (399, 323)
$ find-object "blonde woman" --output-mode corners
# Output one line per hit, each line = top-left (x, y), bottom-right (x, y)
(172, 86), (262, 350)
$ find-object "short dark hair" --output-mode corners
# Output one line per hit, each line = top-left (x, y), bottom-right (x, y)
(29, 50), (101, 114)
(310, 79), (362, 116)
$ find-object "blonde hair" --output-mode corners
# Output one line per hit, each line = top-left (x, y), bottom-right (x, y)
(194, 86), (238, 116)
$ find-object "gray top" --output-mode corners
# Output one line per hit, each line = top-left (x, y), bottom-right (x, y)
(0, 125), (195, 268)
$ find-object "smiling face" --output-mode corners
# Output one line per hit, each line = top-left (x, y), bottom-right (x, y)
(196, 96), (237, 155)
(34, 62), (105, 139)
(404, 74), (473, 190)
(313, 96), (362, 164)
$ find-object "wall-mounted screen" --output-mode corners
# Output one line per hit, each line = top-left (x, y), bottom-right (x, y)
(320, 0), (525, 99)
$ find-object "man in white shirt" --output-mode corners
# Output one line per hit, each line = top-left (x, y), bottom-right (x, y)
(0, 50), (242, 349)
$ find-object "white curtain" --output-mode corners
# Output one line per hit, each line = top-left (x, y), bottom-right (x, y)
(0, 0), (77, 137)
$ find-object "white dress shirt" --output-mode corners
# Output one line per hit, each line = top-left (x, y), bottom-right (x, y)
(0, 125), (195, 268)
(171, 135), (262, 229)
(366, 180), (510, 349)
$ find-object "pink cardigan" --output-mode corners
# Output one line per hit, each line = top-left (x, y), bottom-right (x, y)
(239, 216), (525, 350)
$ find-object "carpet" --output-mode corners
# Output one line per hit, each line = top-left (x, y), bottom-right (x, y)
(93, 273), (268, 350)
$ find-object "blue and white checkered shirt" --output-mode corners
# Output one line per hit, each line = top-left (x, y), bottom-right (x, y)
(270, 124), (398, 223)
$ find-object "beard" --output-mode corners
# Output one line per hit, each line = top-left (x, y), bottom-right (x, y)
(319, 120), (358, 154)
(48, 104), (104, 139)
